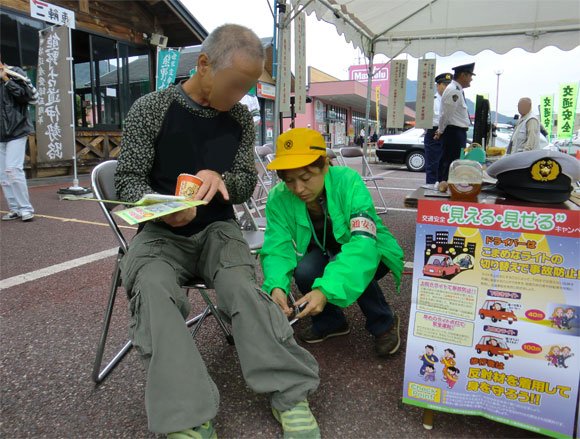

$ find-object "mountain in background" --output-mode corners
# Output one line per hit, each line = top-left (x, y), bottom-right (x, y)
(405, 79), (514, 124)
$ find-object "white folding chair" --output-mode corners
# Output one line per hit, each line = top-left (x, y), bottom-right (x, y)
(339, 146), (388, 214)
(90, 160), (235, 384)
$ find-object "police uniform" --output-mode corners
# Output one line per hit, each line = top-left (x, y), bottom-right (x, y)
(438, 63), (475, 181)
(487, 149), (580, 203)
(424, 73), (452, 184)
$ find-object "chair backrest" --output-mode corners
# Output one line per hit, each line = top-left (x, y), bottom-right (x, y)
(255, 144), (274, 158)
(340, 146), (375, 177)
(326, 148), (337, 159)
(340, 146), (364, 158)
(91, 160), (129, 254)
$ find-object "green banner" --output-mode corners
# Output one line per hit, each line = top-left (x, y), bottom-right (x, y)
(540, 95), (553, 141)
(557, 83), (578, 139)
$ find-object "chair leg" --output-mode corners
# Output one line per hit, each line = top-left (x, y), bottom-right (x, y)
(92, 253), (133, 384)
(374, 181), (388, 215)
(199, 288), (235, 345)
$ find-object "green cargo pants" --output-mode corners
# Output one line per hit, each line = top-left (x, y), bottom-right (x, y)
(120, 219), (319, 434)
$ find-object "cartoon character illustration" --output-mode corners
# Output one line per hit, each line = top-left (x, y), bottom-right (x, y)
(478, 300), (518, 324)
(558, 347), (574, 368)
(550, 307), (565, 329)
(546, 346), (561, 367)
(418, 345), (439, 376)
(423, 254), (461, 279)
(440, 348), (456, 381)
(561, 308), (578, 330)
(444, 367), (460, 389)
(457, 255), (472, 269)
(475, 335), (513, 360)
(423, 364), (436, 382)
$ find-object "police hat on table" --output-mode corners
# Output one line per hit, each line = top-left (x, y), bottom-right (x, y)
(267, 128), (327, 170)
(452, 63), (476, 76)
(486, 150), (580, 203)
(435, 73), (453, 84)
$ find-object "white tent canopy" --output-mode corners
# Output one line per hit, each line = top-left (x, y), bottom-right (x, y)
(294, 0), (580, 58)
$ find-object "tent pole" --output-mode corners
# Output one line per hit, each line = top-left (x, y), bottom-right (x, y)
(272, 0), (286, 152)
(362, 46), (374, 177)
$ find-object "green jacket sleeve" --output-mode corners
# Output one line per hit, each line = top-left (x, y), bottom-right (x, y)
(311, 175), (384, 308)
(260, 188), (298, 295)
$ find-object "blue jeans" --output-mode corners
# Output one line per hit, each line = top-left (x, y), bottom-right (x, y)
(294, 247), (394, 337)
(0, 137), (34, 215)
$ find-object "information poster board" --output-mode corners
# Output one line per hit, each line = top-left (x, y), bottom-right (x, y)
(402, 199), (579, 439)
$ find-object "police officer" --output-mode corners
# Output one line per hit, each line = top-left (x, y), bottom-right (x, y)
(435, 63), (475, 181)
(424, 73), (452, 186)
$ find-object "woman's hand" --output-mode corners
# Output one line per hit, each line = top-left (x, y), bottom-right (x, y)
(271, 288), (292, 317)
(294, 289), (327, 318)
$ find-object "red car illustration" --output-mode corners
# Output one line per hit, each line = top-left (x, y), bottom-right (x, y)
(479, 300), (518, 324)
(423, 254), (461, 279)
(475, 335), (513, 360)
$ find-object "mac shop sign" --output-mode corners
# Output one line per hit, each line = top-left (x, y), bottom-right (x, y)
(348, 64), (390, 95)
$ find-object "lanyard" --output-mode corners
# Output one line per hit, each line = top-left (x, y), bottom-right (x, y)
(306, 199), (327, 255)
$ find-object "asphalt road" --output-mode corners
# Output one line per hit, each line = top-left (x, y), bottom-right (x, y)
(0, 160), (541, 438)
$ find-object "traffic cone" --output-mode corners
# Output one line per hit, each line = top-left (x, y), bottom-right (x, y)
(576, 149), (580, 160)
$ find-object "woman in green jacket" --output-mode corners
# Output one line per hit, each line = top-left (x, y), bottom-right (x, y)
(260, 128), (404, 357)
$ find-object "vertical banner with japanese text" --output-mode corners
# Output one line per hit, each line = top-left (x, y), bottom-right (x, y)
(540, 95), (553, 141)
(279, 24), (292, 113)
(36, 25), (74, 162)
(557, 83), (578, 140)
(156, 48), (181, 90)
(294, 12), (306, 114)
(387, 60), (407, 129)
(415, 59), (436, 129)
(402, 199), (579, 439)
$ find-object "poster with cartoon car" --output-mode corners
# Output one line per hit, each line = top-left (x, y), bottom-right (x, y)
(422, 254), (461, 279)
(475, 335), (514, 360)
(479, 300), (518, 324)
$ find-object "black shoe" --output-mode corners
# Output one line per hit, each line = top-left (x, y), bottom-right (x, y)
(299, 321), (350, 344)
(375, 314), (400, 357)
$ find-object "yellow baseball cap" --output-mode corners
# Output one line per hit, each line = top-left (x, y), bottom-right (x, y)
(267, 128), (327, 170)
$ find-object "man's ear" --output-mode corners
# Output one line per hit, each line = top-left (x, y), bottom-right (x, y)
(197, 53), (212, 76)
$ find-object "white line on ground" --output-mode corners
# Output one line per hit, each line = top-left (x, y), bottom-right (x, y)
(368, 186), (415, 191)
(0, 247), (118, 290)
(380, 207), (417, 212)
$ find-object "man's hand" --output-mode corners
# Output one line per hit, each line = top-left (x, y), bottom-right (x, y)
(0, 63), (9, 82)
(294, 289), (328, 319)
(271, 287), (292, 317)
(194, 170), (229, 203)
(433, 129), (441, 140)
(162, 206), (197, 227)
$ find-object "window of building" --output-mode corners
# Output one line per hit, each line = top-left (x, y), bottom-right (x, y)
(1, 9), (151, 131)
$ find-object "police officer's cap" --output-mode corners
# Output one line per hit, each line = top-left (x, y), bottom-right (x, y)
(435, 73), (453, 84)
(452, 63), (476, 76)
(486, 150), (580, 203)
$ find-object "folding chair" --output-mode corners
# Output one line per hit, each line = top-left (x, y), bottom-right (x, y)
(91, 160), (238, 384)
(339, 146), (388, 214)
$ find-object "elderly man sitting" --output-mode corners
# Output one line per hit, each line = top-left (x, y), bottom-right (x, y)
(115, 24), (320, 439)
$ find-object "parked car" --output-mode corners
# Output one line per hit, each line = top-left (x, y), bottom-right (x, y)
(479, 300), (518, 324)
(475, 335), (513, 360)
(376, 126), (491, 172)
(376, 128), (427, 172)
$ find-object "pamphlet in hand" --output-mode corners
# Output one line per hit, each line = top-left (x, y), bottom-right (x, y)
(63, 193), (207, 225)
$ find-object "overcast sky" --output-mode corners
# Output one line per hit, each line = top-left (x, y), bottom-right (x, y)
(184, 0), (580, 117)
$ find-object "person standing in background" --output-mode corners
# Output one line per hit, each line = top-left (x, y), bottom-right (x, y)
(423, 73), (452, 186)
(506, 97), (546, 154)
(435, 63), (475, 182)
(0, 59), (36, 222)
